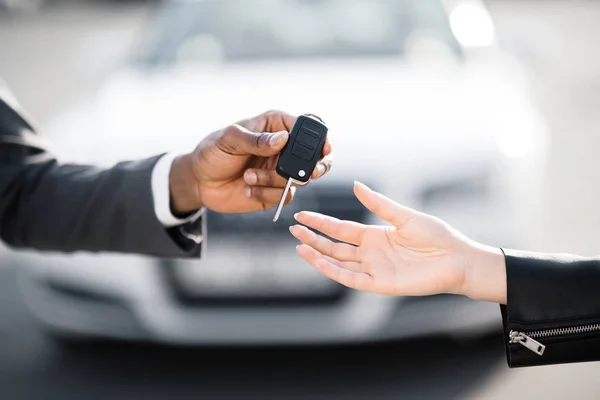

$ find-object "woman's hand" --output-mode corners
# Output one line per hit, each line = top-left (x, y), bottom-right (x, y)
(289, 181), (507, 304)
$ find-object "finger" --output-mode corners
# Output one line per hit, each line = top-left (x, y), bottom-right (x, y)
(238, 110), (297, 133)
(296, 244), (373, 291)
(310, 154), (334, 180)
(263, 110), (297, 132)
(295, 243), (364, 273)
(286, 186), (296, 205)
(289, 225), (361, 262)
(322, 255), (363, 273)
(244, 169), (310, 190)
(219, 124), (289, 157)
(244, 169), (288, 188)
(294, 211), (365, 245)
(310, 137), (334, 180)
(322, 137), (333, 156)
(353, 181), (417, 228)
(245, 185), (295, 207)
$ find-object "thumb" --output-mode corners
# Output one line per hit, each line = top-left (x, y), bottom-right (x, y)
(353, 181), (417, 228)
(220, 124), (289, 157)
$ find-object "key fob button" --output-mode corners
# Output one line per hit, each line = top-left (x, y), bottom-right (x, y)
(291, 142), (316, 161)
(301, 119), (324, 135)
(297, 129), (320, 148)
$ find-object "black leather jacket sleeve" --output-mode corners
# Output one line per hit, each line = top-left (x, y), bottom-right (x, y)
(500, 248), (600, 368)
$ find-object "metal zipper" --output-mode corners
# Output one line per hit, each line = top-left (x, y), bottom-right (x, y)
(509, 324), (600, 355)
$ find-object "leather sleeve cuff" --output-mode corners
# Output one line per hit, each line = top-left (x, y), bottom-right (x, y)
(500, 248), (600, 368)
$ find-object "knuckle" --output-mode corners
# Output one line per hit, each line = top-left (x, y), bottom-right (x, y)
(251, 170), (264, 185)
(253, 132), (265, 148)
(223, 124), (239, 138)
(217, 125), (240, 153)
(319, 236), (329, 252)
(251, 186), (264, 200)
(239, 117), (258, 132)
(205, 129), (222, 145)
(264, 109), (281, 117)
(261, 171), (274, 186)
(329, 241), (337, 258)
(311, 232), (321, 248)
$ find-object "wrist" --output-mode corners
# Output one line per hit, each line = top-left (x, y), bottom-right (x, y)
(460, 242), (507, 304)
(169, 153), (203, 215)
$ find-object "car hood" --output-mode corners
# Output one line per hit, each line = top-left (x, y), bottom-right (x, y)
(45, 59), (540, 185)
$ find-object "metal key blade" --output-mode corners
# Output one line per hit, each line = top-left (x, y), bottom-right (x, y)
(273, 177), (293, 222)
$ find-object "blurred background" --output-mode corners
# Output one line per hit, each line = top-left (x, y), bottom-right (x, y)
(2, 0), (600, 398)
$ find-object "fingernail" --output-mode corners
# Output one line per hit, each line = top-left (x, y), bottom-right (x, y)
(244, 171), (258, 185)
(294, 213), (299, 220)
(354, 180), (368, 189)
(316, 164), (325, 176)
(289, 225), (295, 233)
(244, 187), (252, 198)
(269, 131), (287, 146)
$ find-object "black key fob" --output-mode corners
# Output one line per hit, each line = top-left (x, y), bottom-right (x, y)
(276, 113), (328, 184)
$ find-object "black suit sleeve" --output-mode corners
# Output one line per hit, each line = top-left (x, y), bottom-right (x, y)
(0, 86), (204, 257)
(500, 248), (600, 368)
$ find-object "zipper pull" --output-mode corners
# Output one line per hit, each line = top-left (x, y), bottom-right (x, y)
(509, 330), (546, 355)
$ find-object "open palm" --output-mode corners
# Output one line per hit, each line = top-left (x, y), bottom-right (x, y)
(290, 182), (473, 296)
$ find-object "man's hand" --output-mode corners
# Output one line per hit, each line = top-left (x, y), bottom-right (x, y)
(169, 110), (333, 214)
(289, 181), (507, 304)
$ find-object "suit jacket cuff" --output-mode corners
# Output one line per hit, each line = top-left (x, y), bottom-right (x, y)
(118, 154), (204, 258)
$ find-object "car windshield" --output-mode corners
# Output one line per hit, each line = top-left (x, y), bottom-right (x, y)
(137, 0), (461, 66)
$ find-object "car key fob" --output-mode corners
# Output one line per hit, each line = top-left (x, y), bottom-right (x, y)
(276, 114), (328, 184)
(272, 114), (328, 222)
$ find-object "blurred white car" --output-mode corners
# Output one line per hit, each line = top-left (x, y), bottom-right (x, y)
(15, 0), (547, 345)
(0, 0), (46, 13)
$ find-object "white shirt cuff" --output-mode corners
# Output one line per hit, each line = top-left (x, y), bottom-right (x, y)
(151, 152), (204, 227)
